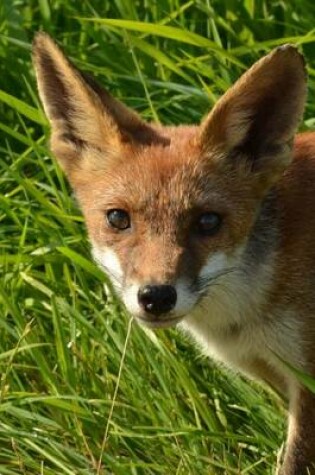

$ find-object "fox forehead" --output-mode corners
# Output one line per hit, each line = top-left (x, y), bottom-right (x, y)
(74, 124), (254, 218)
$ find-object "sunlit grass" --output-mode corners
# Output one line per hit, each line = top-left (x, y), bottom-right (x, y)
(1, 1), (315, 473)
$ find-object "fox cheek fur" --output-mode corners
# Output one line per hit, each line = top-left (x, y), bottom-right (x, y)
(33, 34), (315, 474)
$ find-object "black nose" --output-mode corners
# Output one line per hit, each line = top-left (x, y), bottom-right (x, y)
(138, 285), (177, 316)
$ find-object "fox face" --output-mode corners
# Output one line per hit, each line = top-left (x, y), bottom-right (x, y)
(80, 129), (266, 328)
(32, 34), (306, 331)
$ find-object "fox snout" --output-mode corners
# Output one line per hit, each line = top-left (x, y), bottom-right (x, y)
(122, 277), (199, 328)
(133, 280), (196, 328)
(92, 245), (200, 327)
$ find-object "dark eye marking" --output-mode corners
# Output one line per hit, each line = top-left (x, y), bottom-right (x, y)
(195, 212), (222, 236)
(106, 209), (130, 231)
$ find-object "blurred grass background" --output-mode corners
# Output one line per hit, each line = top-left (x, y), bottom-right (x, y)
(1, 1), (315, 474)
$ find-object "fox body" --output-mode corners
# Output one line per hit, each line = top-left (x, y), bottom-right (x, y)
(33, 33), (315, 474)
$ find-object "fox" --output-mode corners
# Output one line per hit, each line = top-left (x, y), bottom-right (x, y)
(32, 32), (315, 474)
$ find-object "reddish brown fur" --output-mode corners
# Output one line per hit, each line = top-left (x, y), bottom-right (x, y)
(267, 135), (315, 382)
(33, 33), (315, 474)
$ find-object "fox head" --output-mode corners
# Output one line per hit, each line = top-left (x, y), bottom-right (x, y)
(33, 33), (306, 329)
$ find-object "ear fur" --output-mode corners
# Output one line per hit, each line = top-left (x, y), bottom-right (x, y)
(200, 45), (307, 178)
(32, 32), (160, 173)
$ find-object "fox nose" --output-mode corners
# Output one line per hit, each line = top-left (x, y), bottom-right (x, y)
(137, 285), (177, 316)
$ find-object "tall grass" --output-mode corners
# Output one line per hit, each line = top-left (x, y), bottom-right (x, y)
(0, 1), (315, 473)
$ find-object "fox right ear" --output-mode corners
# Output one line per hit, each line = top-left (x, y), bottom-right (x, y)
(200, 45), (307, 182)
(32, 33), (158, 174)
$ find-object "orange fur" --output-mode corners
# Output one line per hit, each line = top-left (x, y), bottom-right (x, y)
(33, 33), (315, 474)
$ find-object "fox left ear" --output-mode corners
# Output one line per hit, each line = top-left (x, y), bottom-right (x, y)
(200, 45), (307, 180)
(32, 32), (161, 175)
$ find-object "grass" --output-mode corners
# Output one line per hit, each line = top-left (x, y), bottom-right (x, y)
(1, 1), (315, 473)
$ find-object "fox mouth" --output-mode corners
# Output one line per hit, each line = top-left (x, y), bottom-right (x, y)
(135, 314), (184, 329)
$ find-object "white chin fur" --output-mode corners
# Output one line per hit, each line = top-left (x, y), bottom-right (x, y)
(135, 315), (184, 329)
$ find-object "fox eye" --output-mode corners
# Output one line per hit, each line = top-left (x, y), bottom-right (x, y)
(196, 212), (222, 236)
(106, 209), (130, 230)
